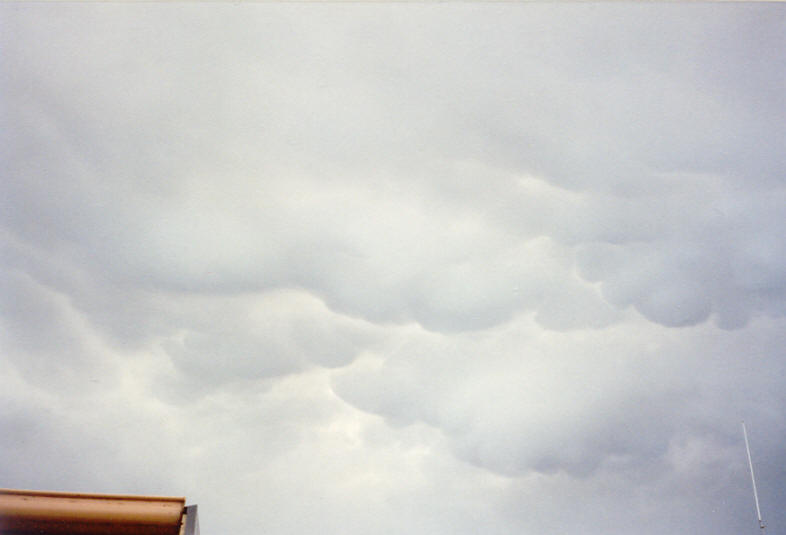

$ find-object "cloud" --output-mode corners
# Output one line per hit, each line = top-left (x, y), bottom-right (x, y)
(331, 314), (786, 530)
(2, 4), (786, 535)
(4, 4), (785, 334)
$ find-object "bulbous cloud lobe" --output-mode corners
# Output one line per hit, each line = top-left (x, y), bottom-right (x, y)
(2, 4), (785, 333)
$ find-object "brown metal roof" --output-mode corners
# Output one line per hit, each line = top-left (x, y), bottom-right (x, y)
(0, 489), (187, 535)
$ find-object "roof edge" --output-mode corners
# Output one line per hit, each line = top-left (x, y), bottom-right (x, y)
(0, 489), (185, 503)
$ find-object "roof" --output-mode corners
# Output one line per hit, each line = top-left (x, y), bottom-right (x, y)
(0, 489), (198, 535)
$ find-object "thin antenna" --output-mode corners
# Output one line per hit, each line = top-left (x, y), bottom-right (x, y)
(742, 421), (766, 533)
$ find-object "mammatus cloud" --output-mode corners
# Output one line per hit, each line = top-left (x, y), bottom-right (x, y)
(4, 5), (786, 334)
(332, 316), (786, 476)
(2, 3), (786, 535)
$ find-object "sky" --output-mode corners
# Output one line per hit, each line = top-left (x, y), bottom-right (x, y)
(1, 3), (785, 535)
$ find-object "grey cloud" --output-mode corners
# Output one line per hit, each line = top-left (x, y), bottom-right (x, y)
(573, 185), (786, 328)
(153, 291), (384, 401)
(3, 4), (786, 535)
(0, 266), (121, 397)
(333, 317), (786, 481)
(4, 4), (785, 332)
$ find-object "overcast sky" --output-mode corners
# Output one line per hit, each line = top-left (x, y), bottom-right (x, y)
(1, 3), (785, 535)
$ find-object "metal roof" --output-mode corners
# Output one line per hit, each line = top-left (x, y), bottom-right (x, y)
(0, 489), (198, 535)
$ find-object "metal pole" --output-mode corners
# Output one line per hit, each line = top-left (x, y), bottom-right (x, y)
(742, 421), (766, 533)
